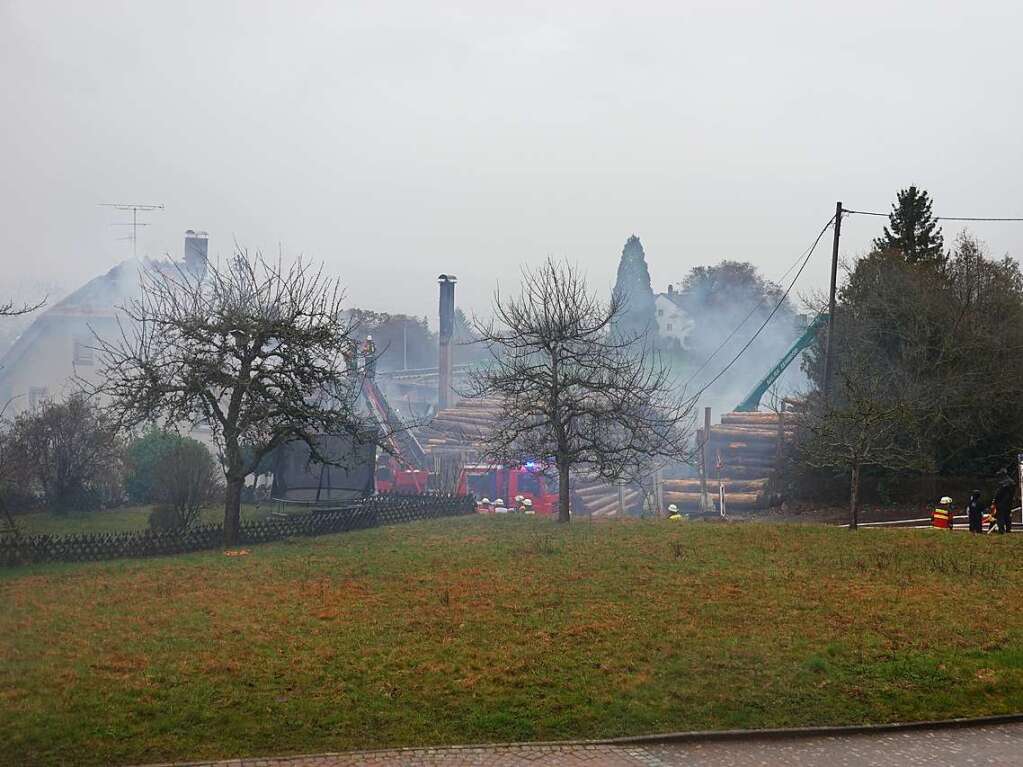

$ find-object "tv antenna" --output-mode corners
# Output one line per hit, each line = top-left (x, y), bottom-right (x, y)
(99, 203), (164, 259)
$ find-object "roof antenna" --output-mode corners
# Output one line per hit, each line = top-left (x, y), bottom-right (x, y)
(99, 203), (164, 260)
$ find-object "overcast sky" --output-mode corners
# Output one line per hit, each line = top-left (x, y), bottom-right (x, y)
(2, 0), (1021, 322)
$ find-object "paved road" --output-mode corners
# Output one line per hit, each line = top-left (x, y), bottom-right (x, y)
(148, 722), (1023, 766)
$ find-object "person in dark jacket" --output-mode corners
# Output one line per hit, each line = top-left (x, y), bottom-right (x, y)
(965, 490), (985, 534)
(993, 469), (1016, 534)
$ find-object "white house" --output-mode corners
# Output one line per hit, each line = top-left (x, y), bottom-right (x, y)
(0, 231), (208, 415)
(655, 286), (693, 349)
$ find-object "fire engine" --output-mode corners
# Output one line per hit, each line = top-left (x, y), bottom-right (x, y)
(456, 463), (559, 515)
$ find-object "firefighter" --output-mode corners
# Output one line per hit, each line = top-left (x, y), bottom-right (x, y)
(363, 335), (377, 379)
(522, 498), (535, 515)
(993, 469), (1016, 534)
(494, 498), (508, 514)
(931, 496), (954, 531)
(965, 490), (985, 534)
(478, 497), (492, 514)
(514, 494), (525, 512)
(667, 503), (683, 521)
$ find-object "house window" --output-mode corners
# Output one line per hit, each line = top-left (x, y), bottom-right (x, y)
(657, 309), (663, 317)
(74, 339), (94, 366)
(666, 323), (673, 332)
(29, 386), (48, 409)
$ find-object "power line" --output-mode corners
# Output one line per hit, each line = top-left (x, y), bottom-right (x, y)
(687, 214), (836, 403)
(683, 215), (835, 388)
(843, 208), (1023, 222)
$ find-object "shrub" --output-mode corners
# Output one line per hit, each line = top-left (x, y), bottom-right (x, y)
(147, 505), (182, 531)
(149, 437), (221, 529)
(125, 430), (181, 504)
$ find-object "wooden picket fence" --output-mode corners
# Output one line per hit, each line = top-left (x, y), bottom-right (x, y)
(0, 493), (474, 568)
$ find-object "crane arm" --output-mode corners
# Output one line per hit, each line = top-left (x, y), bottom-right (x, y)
(734, 313), (828, 413)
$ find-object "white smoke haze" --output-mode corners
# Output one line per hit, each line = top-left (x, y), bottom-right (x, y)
(665, 265), (807, 419)
(3, 2), (1022, 327)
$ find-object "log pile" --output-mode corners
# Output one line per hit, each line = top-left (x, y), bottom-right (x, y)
(416, 402), (791, 516)
(687, 411), (793, 512)
(418, 399), (501, 459)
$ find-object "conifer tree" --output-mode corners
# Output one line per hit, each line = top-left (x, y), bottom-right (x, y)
(612, 235), (657, 341)
(873, 186), (945, 264)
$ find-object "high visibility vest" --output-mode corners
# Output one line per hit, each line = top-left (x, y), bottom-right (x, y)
(931, 507), (952, 529)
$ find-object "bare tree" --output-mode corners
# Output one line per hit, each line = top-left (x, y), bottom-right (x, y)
(467, 257), (694, 522)
(92, 251), (381, 546)
(0, 296), (46, 317)
(9, 394), (124, 514)
(796, 363), (914, 529)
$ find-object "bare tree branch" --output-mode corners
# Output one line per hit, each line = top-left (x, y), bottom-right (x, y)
(87, 249), (386, 546)
(465, 257), (695, 522)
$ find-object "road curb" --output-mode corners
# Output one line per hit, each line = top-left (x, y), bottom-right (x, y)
(600, 711), (1023, 745)
(135, 713), (1023, 766)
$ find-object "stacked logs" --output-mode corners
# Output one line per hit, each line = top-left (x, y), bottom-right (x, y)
(662, 478), (768, 511)
(687, 411), (792, 511)
(572, 475), (645, 517)
(418, 399), (502, 458)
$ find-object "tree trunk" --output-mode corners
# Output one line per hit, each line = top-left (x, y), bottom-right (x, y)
(224, 476), (244, 547)
(558, 461), (571, 523)
(849, 463), (860, 531)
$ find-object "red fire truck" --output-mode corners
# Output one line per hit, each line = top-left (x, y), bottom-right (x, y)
(456, 463), (559, 515)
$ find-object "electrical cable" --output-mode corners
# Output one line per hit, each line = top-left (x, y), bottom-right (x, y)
(686, 214), (836, 403)
(843, 208), (1023, 222)
(682, 219), (833, 387)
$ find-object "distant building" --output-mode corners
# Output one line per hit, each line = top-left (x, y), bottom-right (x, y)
(654, 284), (693, 349)
(0, 231), (208, 414)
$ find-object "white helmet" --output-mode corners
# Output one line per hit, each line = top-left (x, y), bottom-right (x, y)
(494, 498), (505, 506)
(480, 498), (491, 504)
(940, 496), (953, 504)
(523, 498), (533, 507)
(668, 504), (679, 513)
(514, 495), (524, 503)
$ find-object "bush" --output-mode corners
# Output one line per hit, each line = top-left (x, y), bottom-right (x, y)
(126, 430), (181, 504)
(147, 505), (182, 531)
(149, 436), (220, 529)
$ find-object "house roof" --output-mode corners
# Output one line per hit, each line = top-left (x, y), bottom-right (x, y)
(0, 258), (153, 386)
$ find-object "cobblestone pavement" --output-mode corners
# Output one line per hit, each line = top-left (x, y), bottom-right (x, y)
(146, 722), (1023, 766)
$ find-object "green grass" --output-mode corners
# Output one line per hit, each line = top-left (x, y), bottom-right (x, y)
(3, 517), (1023, 765)
(12, 504), (272, 535)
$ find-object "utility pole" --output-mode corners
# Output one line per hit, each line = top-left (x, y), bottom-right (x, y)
(700, 406), (711, 513)
(822, 201), (842, 401)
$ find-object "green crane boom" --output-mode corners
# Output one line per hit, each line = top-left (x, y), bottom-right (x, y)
(734, 313), (828, 413)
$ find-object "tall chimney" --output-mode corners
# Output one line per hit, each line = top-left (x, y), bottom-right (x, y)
(184, 230), (209, 276)
(438, 274), (457, 411)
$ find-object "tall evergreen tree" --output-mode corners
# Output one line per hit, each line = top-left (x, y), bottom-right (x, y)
(873, 186), (945, 264)
(612, 235), (657, 341)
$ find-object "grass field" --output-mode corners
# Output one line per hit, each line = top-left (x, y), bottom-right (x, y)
(3, 517), (1023, 766)
(12, 503), (272, 536)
